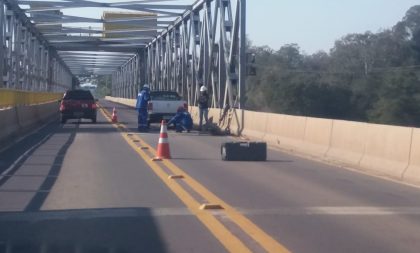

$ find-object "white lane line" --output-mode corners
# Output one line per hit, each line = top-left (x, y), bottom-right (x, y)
(238, 206), (420, 216)
(0, 134), (53, 181)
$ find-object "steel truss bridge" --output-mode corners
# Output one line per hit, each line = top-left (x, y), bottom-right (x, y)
(0, 0), (246, 109)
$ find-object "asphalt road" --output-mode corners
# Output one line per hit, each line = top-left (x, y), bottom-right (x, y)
(1, 99), (420, 253)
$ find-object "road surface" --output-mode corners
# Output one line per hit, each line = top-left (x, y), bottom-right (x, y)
(1, 99), (420, 253)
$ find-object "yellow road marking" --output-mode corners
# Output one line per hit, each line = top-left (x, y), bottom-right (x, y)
(99, 105), (291, 253)
(99, 106), (252, 253)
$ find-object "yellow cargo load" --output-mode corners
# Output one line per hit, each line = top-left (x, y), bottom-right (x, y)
(102, 11), (158, 38)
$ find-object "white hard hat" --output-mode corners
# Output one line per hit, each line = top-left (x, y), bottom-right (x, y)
(143, 84), (149, 89)
(200, 86), (207, 92)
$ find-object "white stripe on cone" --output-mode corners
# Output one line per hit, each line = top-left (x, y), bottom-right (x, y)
(154, 120), (171, 159)
(159, 138), (169, 144)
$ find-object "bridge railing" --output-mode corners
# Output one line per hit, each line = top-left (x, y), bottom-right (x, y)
(0, 89), (63, 108)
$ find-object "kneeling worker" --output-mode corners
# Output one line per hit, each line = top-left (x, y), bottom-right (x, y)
(168, 106), (193, 133)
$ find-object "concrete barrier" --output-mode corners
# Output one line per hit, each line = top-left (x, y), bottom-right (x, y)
(261, 114), (306, 152)
(242, 110), (268, 139)
(189, 106), (199, 121)
(262, 113), (284, 145)
(403, 129), (420, 184)
(326, 120), (368, 166)
(301, 117), (333, 157)
(0, 102), (59, 147)
(16, 104), (39, 129)
(104, 96), (136, 107)
(359, 124), (412, 179)
(208, 108), (222, 124)
(105, 96), (420, 185)
(0, 108), (19, 143)
(258, 114), (332, 156)
(37, 101), (60, 121)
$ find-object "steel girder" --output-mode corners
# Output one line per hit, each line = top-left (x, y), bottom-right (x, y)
(112, 0), (246, 110)
(2, 0), (246, 110)
(112, 50), (146, 99)
(0, 0), (73, 91)
(15, 0), (194, 76)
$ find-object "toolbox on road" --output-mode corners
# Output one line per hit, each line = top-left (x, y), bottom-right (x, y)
(221, 142), (267, 161)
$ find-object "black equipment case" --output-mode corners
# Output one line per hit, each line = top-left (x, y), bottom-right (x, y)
(221, 142), (267, 161)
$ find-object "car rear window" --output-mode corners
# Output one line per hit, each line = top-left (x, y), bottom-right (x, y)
(150, 91), (181, 101)
(63, 90), (94, 100)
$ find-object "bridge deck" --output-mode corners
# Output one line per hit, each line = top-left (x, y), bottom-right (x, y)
(0, 100), (420, 253)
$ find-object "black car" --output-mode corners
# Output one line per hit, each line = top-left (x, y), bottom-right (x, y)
(59, 90), (97, 124)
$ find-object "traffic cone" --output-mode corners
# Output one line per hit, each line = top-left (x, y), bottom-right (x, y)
(111, 107), (118, 123)
(153, 120), (171, 160)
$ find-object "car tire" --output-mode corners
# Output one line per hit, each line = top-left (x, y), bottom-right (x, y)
(92, 116), (97, 123)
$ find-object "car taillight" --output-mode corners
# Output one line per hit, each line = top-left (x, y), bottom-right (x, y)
(59, 102), (65, 111)
(183, 102), (188, 111)
(147, 102), (153, 111)
(91, 103), (97, 109)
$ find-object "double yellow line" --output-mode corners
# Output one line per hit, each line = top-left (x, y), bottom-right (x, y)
(100, 105), (291, 253)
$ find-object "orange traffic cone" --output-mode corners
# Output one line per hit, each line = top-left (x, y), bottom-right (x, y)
(153, 120), (171, 160)
(111, 107), (118, 123)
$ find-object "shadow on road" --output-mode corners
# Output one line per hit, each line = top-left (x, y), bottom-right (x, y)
(23, 125), (78, 212)
(57, 126), (120, 134)
(0, 208), (168, 253)
(65, 121), (118, 125)
(172, 157), (220, 161)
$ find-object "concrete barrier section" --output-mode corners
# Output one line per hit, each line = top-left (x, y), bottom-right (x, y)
(0, 102), (59, 146)
(359, 124), (412, 179)
(326, 120), (368, 166)
(301, 117), (333, 157)
(208, 108), (221, 124)
(403, 129), (420, 184)
(242, 110), (268, 139)
(16, 105), (39, 129)
(105, 96), (136, 107)
(0, 108), (19, 143)
(262, 113), (285, 146)
(120, 98), (136, 107)
(270, 115), (306, 151)
(189, 106), (199, 122)
(104, 96), (420, 185)
(39, 101), (60, 121)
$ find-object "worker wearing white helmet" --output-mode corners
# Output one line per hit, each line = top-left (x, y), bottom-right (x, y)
(198, 85), (209, 131)
(200, 86), (207, 92)
(136, 84), (151, 132)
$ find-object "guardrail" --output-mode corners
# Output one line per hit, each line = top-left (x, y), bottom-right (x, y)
(0, 89), (63, 108)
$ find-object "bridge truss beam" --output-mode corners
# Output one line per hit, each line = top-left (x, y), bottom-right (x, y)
(0, 0), (74, 92)
(112, 0), (246, 109)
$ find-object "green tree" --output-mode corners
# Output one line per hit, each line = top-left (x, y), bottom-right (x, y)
(96, 75), (112, 98)
(244, 5), (420, 127)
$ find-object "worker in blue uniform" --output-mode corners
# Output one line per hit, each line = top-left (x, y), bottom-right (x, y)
(136, 84), (151, 132)
(168, 106), (193, 133)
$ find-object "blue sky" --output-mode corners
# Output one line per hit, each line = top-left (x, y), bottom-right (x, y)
(248, 0), (420, 54)
(64, 0), (420, 54)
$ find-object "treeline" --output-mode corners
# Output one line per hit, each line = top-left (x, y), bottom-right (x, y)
(245, 5), (420, 127)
